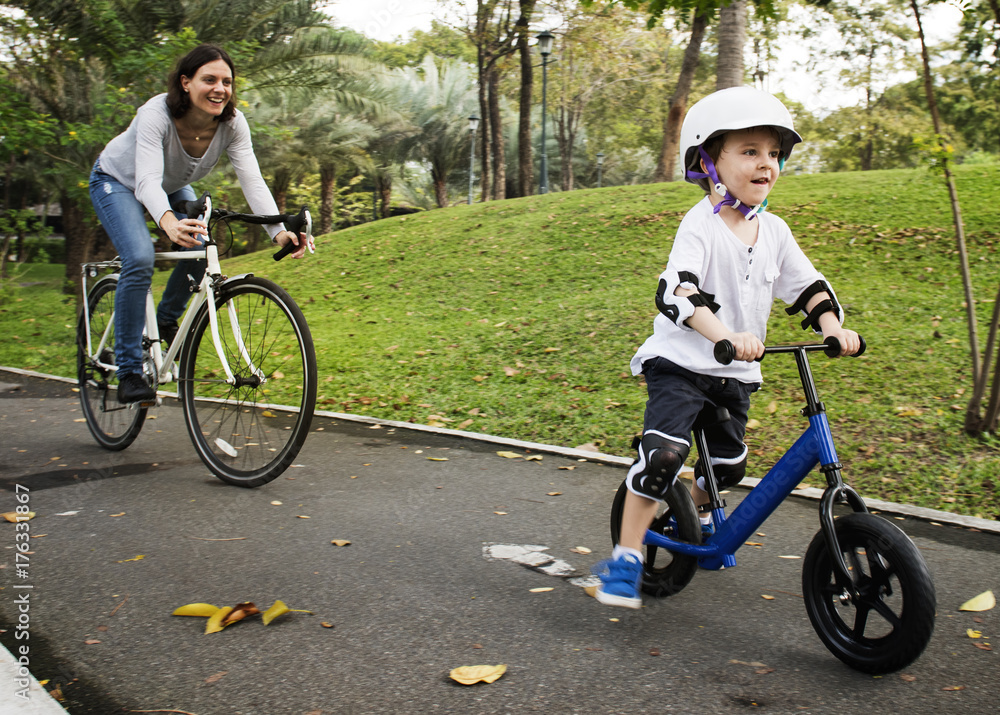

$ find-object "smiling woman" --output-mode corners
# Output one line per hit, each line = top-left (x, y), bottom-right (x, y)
(88, 43), (314, 404)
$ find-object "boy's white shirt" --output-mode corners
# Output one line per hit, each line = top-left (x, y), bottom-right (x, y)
(630, 196), (827, 383)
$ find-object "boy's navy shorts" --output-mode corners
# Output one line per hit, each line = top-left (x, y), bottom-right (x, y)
(639, 357), (759, 462)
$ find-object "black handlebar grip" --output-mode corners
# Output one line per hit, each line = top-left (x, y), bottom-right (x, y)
(714, 339), (735, 365)
(172, 192), (210, 220)
(273, 206), (310, 261)
(823, 335), (867, 358)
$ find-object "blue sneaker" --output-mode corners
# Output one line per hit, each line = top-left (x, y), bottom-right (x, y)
(592, 553), (643, 609)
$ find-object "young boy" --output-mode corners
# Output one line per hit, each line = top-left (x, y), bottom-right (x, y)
(595, 87), (860, 609)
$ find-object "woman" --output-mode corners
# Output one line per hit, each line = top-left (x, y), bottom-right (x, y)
(90, 43), (311, 404)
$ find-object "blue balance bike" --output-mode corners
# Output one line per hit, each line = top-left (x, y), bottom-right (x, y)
(610, 337), (936, 674)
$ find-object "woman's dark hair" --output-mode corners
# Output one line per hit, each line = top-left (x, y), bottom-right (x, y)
(165, 44), (237, 121)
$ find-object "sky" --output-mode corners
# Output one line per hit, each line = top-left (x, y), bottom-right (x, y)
(325, 0), (967, 115)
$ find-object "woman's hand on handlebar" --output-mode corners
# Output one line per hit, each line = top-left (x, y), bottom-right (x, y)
(822, 327), (862, 357)
(723, 332), (765, 363)
(162, 215), (208, 248)
(272, 230), (312, 259)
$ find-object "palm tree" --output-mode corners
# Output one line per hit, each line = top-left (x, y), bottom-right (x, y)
(389, 55), (479, 208)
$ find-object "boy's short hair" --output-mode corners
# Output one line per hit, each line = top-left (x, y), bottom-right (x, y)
(696, 126), (784, 193)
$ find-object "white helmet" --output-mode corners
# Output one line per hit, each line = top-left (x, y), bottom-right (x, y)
(680, 87), (801, 187)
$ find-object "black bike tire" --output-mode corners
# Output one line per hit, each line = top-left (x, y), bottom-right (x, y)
(610, 478), (701, 597)
(802, 512), (936, 674)
(77, 275), (147, 450)
(178, 277), (317, 487)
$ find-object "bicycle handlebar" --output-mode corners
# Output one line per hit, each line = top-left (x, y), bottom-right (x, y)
(172, 192), (313, 261)
(713, 335), (867, 365)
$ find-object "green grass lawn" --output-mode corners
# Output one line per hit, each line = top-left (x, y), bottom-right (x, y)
(3, 163), (999, 520)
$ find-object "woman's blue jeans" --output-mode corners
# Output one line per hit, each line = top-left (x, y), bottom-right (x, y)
(89, 160), (206, 376)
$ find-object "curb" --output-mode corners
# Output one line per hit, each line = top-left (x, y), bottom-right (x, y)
(0, 645), (69, 713)
(3, 365), (998, 536)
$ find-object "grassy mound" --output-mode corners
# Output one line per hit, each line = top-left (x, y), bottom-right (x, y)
(3, 163), (999, 519)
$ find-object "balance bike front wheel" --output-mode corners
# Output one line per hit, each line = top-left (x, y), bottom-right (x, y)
(802, 512), (936, 674)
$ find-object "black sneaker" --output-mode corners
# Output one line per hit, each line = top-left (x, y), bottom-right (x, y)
(156, 319), (179, 346)
(117, 373), (156, 404)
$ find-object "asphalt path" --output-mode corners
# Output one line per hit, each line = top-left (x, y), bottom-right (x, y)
(0, 371), (998, 714)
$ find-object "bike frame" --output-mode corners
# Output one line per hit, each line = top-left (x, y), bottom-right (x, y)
(81, 239), (261, 390)
(644, 344), (867, 597)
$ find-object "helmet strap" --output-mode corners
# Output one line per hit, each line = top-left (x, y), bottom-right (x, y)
(687, 146), (765, 221)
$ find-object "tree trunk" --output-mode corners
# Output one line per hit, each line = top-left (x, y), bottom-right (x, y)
(478, 57), (491, 203)
(378, 176), (392, 217)
(488, 66), (506, 200)
(319, 165), (336, 235)
(515, 2), (535, 198)
(61, 194), (97, 305)
(271, 169), (290, 214)
(431, 161), (449, 208)
(909, 0), (982, 432)
(1, 153), (12, 279)
(716, 0), (747, 89)
(655, 11), (708, 183)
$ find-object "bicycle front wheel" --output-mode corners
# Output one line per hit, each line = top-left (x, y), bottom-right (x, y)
(179, 277), (317, 487)
(77, 275), (147, 450)
(802, 512), (936, 674)
(610, 478), (701, 597)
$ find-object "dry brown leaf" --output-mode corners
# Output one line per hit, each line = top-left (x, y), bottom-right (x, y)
(900, 674), (917, 682)
(570, 547), (592, 555)
(493, 511), (508, 515)
(959, 590), (995, 612)
(558, 466), (576, 471)
(204, 671), (227, 684)
(973, 643), (992, 651)
(331, 539), (352, 546)
(270, 501), (283, 506)
(761, 595), (775, 600)
(221, 602), (259, 626)
(546, 492), (562, 496)
(449, 664), (507, 685)
(649, 648), (661, 656)
(942, 686), (965, 691)
(755, 667), (776, 675)
(84, 639), (101, 645)
(321, 622), (335, 628)
(297, 515), (311, 519)
(110, 512), (125, 517)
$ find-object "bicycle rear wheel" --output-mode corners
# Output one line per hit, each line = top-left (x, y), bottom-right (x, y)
(802, 512), (936, 674)
(77, 275), (147, 450)
(610, 478), (701, 597)
(179, 276), (317, 487)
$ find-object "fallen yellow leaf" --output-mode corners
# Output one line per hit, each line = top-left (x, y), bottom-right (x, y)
(205, 607), (234, 634)
(1, 512), (35, 522)
(570, 546), (592, 555)
(427, 457), (449, 461)
(529, 587), (554, 593)
(761, 595), (775, 600)
(172, 603), (220, 618)
(493, 511), (508, 515)
(959, 590), (995, 612)
(331, 539), (352, 546)
(524, 455), (542, 461)
(262, 600), (290, 626)
(116, 555), (145, 563)
(496, 451), (521, 459)
(967, 629), (982, 639)
(546, 492), (562, 496)
(449, 664), (507, 685)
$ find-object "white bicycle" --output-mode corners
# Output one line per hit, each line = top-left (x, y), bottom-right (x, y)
(77, 193), (317, 487)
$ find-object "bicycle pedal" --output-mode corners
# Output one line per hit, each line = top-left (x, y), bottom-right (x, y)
(137, 396), (161, 408)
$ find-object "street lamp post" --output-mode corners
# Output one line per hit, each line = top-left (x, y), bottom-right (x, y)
(596, 152), (605, 188)
(467, 115), (479, 205)
(536, 30), (554, 195)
